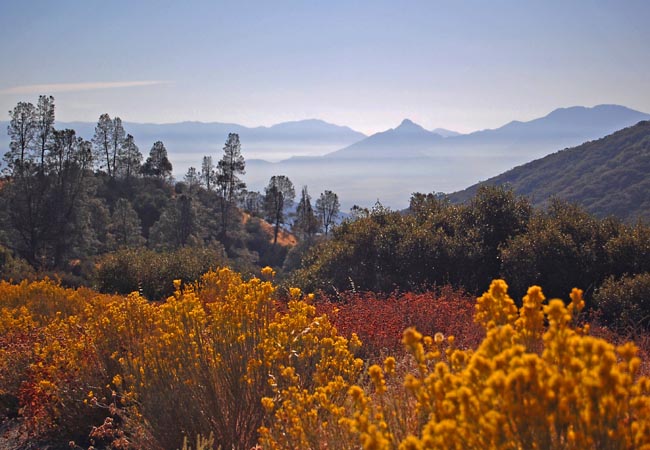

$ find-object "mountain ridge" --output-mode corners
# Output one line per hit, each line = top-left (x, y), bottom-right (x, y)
(3, 104), (650, 211)
(447, 120), (650, 221)
(0, 118), (367, 165)
(244, 104), (650, 209)
(319, 104), (650, 162)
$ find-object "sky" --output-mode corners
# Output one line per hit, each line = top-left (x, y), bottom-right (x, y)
(1, 0), (649, 135)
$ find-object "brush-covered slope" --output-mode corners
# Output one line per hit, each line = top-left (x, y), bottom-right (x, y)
(448, 121), (650, 221)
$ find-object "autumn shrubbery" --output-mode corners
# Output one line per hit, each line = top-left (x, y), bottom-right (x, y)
(335, 280), (650, 449)
(295, 187), (650, 305)
(0, 279), (117, 446)
(3, 269), (650, 449)
(0, 268), (363, 448)
(317, 287), (482, 360)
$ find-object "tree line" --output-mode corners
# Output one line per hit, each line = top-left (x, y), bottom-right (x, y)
(0, 96), (340, 282)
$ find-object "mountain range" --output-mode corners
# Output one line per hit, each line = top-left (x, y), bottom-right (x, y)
(245, 104), (650, 208)
(2, 104), (649, 210)
(0, 118), (366, 165)
(448, 120), (650, 221)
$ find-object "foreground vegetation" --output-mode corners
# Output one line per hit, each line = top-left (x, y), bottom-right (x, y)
(4, 95), (650, 449)
(2, 269), (650, 449)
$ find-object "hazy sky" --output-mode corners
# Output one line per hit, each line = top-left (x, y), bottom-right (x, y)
(1, 0), (649, 134)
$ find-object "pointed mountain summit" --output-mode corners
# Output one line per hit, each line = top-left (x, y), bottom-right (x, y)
(325, 119), (443, 159)
(395, 118), (429, 133)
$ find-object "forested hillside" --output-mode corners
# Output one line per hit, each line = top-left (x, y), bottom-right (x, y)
(0, 97), (341, 291)
(449, 121), (650, 220)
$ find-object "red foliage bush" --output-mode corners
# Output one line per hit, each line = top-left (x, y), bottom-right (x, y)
(316, 286), (483, 360)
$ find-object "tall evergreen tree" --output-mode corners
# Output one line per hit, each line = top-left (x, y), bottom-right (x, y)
(216, 133), (246, 238)
(141, 141), (172, 181)
(46, 129), (93, 267)
(293, 186), (320, 239)
(264, 175), (295, 245)
(5, 101), (36, 172)
(34, 95), (55, 172)
(117, 133), (142, 180)
(92, 113), (114, 177)
(201, 155), (216, 191)
(111, 117), (126, 177)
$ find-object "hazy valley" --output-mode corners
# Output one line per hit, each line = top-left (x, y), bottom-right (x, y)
(5, 104), (648, 210)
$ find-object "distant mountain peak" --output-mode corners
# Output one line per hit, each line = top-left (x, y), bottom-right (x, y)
(545, 104), (645, 119)
(395, 118), (427, 132)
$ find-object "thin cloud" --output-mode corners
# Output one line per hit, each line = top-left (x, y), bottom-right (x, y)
(0, 80), (171, 95)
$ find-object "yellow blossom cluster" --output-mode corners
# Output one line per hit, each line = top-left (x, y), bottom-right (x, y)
(104, 267), (363, 449)
(339, 280), (650, 449)
(0, 278), (117, 439)
(257, 296), (363, 449)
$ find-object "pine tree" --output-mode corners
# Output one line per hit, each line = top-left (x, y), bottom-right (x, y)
(5, 101), (36, 173)
(216, 133), (246, 239)
(264, 175), (295, 245)
(117, 134), (142, 180)
(201, 155), (216, 191)
(141, 141), (173, 181)
(92, 113), (114, 176)
(34, 95), (55, 172)
(293, 186), (320, 239)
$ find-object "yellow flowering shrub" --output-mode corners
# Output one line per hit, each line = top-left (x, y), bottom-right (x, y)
(109, 268), (363, 450)
(0, 279), (113, 446)
(0, 278), (89, 324)
(341, 280), (650, 450)
(257, 295), (364, 449)
(4, 272), (650, 450)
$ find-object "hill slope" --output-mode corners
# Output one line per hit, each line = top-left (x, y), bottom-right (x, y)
(448, 121), (650, 221)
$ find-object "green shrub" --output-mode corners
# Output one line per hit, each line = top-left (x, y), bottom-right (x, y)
(95, 245), (226, 300)
(0, 245), (36, 282)
(593, 272), (650, 332)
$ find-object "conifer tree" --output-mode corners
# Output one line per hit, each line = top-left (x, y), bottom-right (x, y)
(264, 175), (295, 245)
(216, 133), (246, 239)
(293, 186), (320, 239)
